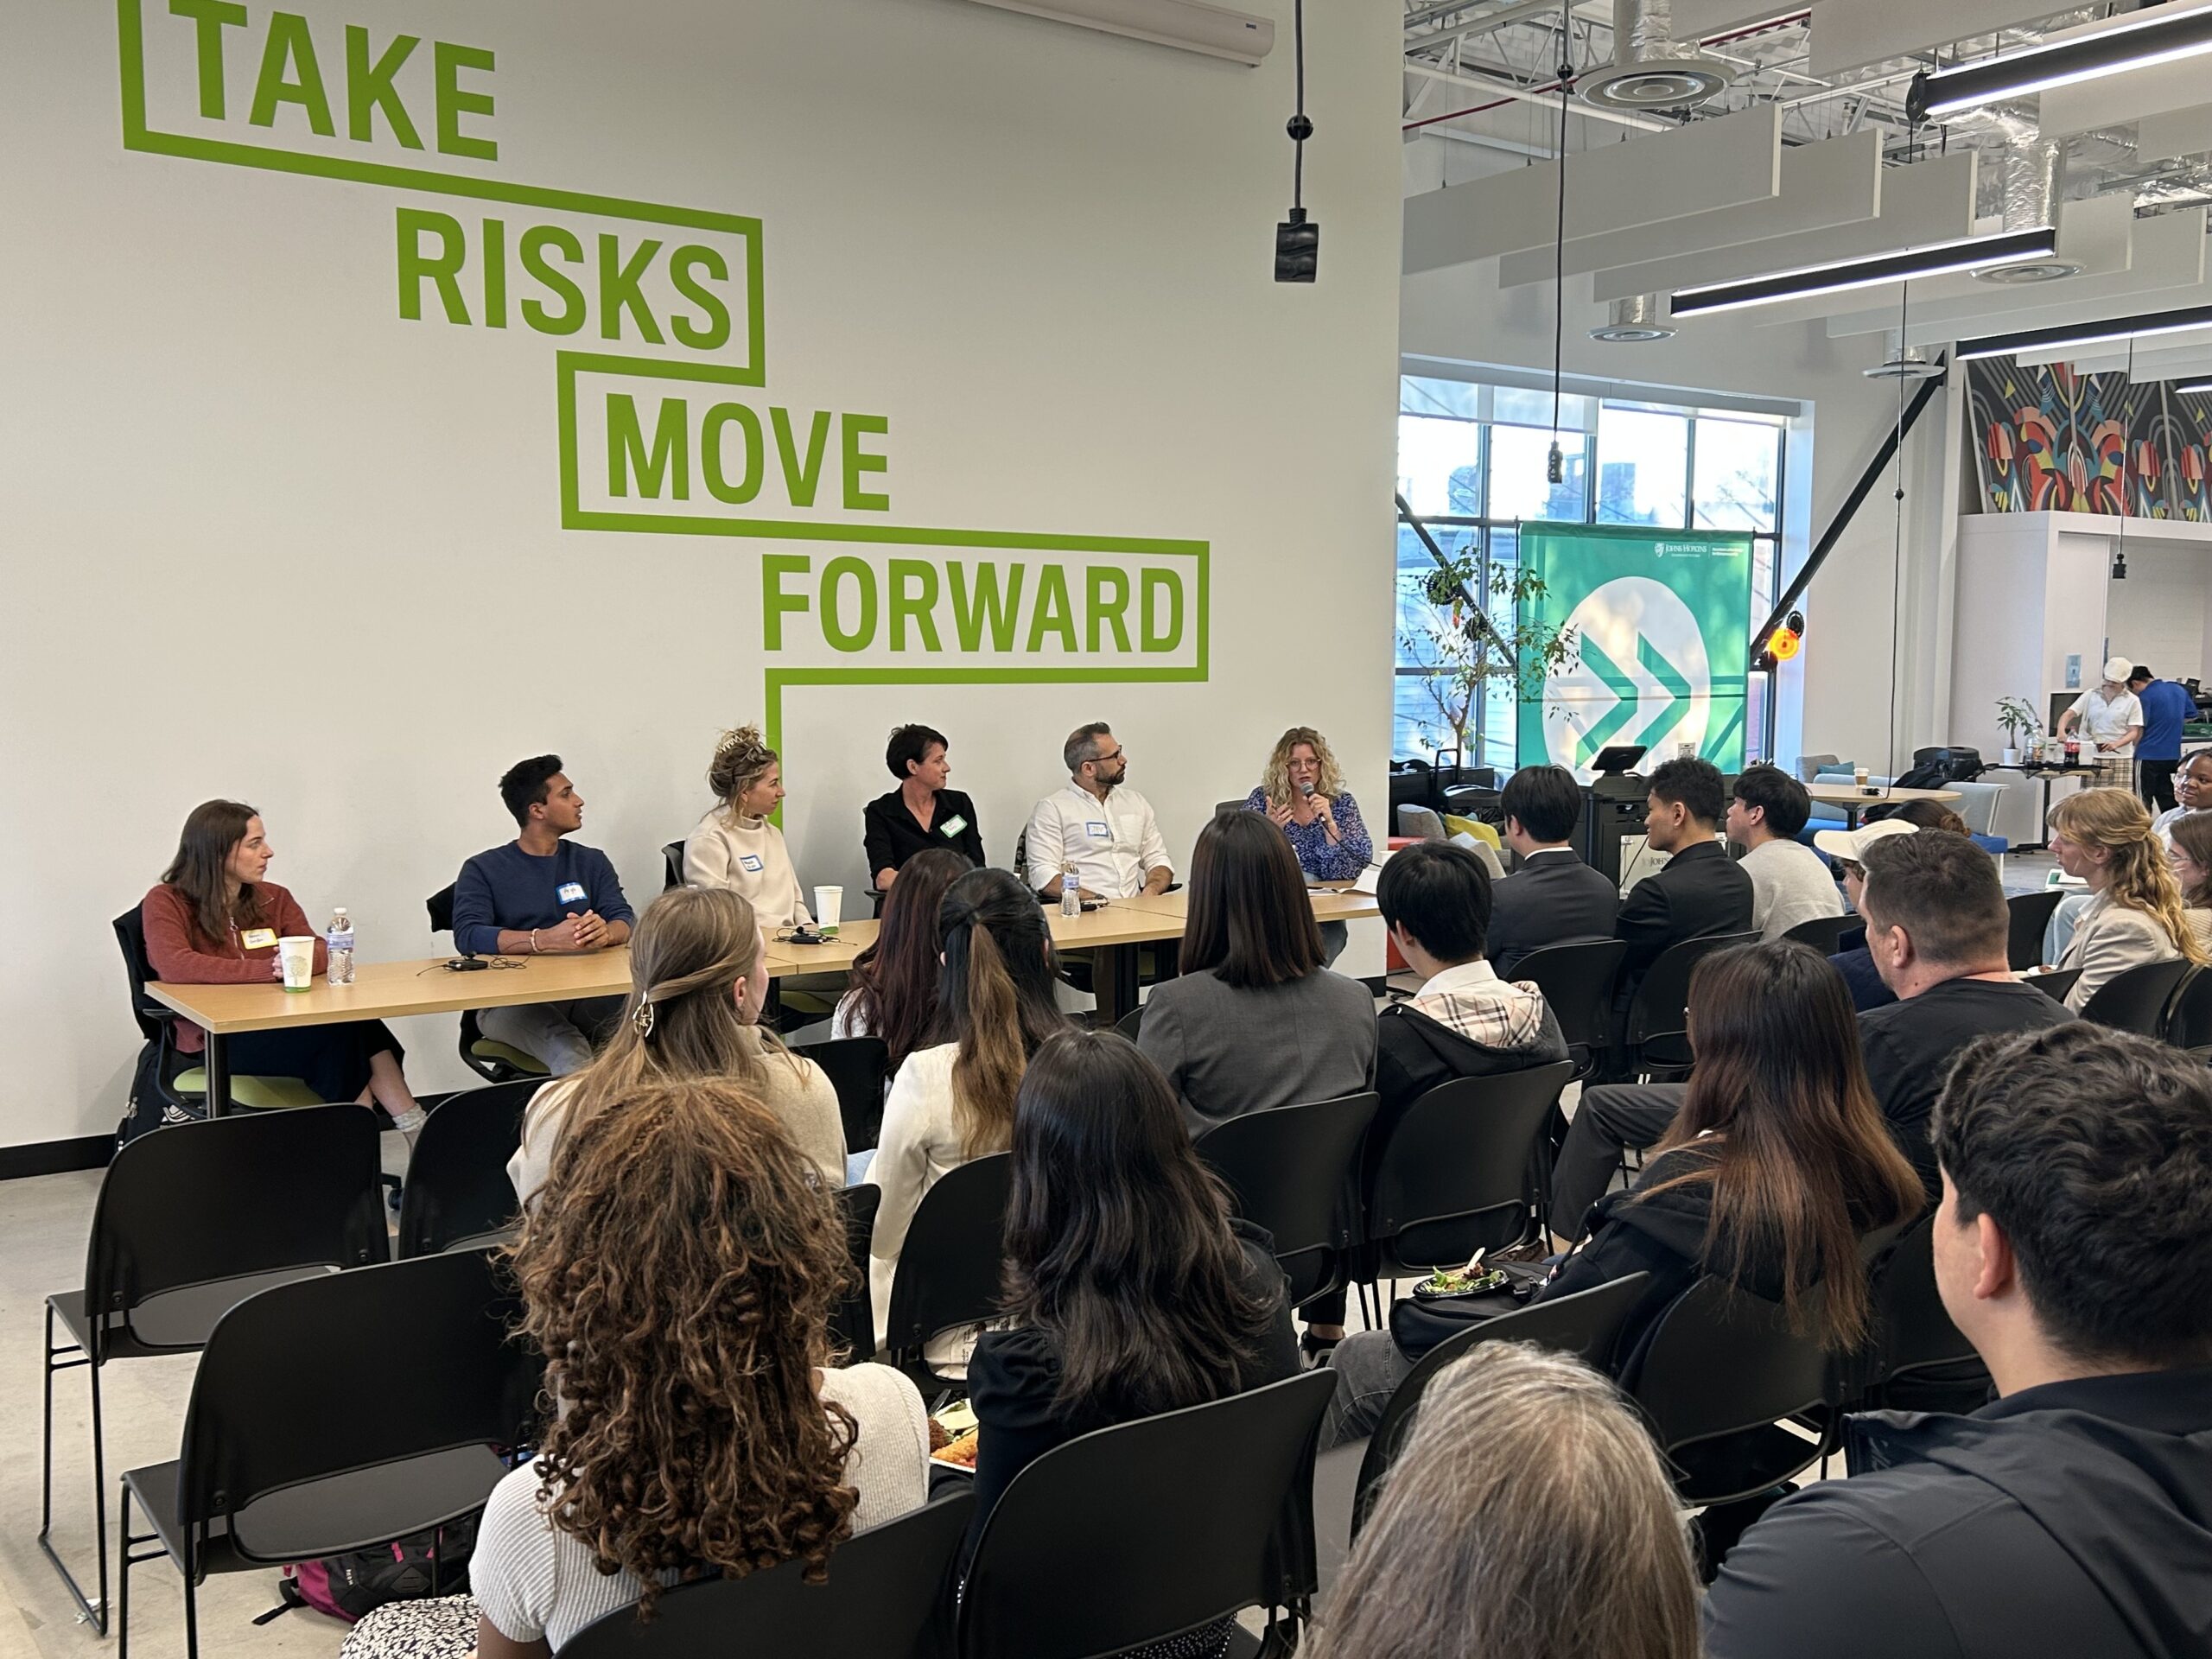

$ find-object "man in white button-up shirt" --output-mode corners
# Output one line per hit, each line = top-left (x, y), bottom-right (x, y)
(1026, 722), (1173, 900)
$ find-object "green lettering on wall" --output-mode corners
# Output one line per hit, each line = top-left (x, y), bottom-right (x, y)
(480, 217), (507, 327)
(597, 234), (664, 344)
(763, 555), (811, 651)
(949, 563), (1024, 652)
(1141, 569), (1184, 652)
(668, 246), (732, 351)
(841, 414), (890, 512)
(1027, 565), (1077, 653)
(1085, 567), (1132, 654)
(432, 41), (497, 160)
(821, 556), (878, 653)
(772, 409), (833, 508)
(343, 26), (422, 147)
(606, 392), (689, 499)
(249, 12), (334, 137)
(702, 403), (765, 504)
(887, 560), (942, 652)
(170, 0), (247, 119)
(396, 207), (468, 323)
(518, 225), (584, 334)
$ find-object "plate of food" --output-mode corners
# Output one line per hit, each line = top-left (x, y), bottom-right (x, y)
(930, 1426), (981, 1471)
(1409, 1265), (1510, 1301)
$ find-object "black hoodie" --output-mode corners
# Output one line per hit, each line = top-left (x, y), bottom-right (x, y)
(1705, 1367), (2212, 1659)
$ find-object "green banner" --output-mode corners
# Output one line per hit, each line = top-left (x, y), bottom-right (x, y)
(1516, 522), (1752, 771)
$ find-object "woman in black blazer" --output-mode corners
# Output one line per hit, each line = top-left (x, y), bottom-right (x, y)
(864, 723), (987, 892)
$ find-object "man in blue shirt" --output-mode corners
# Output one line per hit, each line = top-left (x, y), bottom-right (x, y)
(2126, 664), (2196, 812)
(453, 754), (635, 1074)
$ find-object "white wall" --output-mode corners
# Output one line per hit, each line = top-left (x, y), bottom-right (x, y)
(2106, 543), (2212, 686)
(1, 0), (1402, 1146)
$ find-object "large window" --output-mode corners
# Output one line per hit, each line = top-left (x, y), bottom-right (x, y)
(1395, 377), (1787, 769)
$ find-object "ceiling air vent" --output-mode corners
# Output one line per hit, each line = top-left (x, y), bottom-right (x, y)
(1580, 0), (1731, 112)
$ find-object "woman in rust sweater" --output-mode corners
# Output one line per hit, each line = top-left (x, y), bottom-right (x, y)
(142, 799), (423, 1130)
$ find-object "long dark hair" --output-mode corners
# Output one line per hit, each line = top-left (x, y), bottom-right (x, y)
(1001, 1030), (1279, 1420)
(844, 848), (971, 1071)
(1641, 942), (1924, 1351)
(938, 868), (1070, 1158)
(161, 799), (264, 943)
(1182, 811), (1325, 988)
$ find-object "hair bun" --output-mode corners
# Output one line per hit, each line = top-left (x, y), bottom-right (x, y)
(715, 724), (766, 765)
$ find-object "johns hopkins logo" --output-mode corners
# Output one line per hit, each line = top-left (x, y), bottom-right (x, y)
(1546, 577), (1712, 768)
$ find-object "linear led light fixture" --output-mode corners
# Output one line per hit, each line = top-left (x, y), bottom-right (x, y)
(2179, 378), (2212, 394)
(1669, 228), (2061, 318)
(1956, 303), (2212, 364)
(1909, 1), (2212, 124)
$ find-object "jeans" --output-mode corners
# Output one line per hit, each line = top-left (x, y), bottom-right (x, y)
(477, 995), (625, 1076)
(1322, 1330), (1415, 1448)
(1548, 1082), (1686, 1238)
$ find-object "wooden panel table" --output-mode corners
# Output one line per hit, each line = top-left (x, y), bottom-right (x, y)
(1804, 783), (1961, 830)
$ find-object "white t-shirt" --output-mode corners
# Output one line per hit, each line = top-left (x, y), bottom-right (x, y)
(1023, 781), (1171, 899)
(2067, 687), (2144, 756)
(471, 1363), (929, 1652)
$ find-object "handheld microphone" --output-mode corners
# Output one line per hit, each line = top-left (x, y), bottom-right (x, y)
(1300, 782), (1316, 798)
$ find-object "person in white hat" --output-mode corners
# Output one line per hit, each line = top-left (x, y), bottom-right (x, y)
(2056, 657), (2146, 759)
(1811, 818), (1920, 1014)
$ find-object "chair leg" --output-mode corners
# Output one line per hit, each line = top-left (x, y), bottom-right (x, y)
(36, 1303), (108, 1634)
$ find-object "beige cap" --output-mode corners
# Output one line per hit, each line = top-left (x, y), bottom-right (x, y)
(2104, 655), (2133, 683)
(1811, 817), (1917, 861)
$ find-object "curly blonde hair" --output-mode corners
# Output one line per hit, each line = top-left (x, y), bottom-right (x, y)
(2051, 787), (2209, 964)
(708, 725), (779, 819)
(1261, 726), (1344, 808)
(510, 1077), (859, 1617)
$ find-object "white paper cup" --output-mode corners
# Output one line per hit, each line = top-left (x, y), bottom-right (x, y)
(1853, 766), (1870, 785)
(277, 936), (317, 992)
(814, 886), (843, 938)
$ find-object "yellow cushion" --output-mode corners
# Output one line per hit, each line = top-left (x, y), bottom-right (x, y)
(1441, 815), (1501, 849)
(469, 1039), (550, 1076)
(172, 1070), (323, 1109)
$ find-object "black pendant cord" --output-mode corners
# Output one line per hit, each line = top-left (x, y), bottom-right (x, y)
(1548, 43), (1573, 485)
(1292, 0), (1306, 212)
(1888, 273), (1909, 783)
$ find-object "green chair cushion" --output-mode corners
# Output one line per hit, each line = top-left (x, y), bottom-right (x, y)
(469, 1039), (550, 1075)
(172, 1070), (323, 1109)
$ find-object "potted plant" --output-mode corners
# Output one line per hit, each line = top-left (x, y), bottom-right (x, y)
(1995, 696), (2041, 766)
(1399, 553), (1580, 760)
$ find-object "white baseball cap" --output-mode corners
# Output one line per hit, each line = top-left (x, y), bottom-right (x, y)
(2104, 655), (2133, 683)
(1811, 817), (1916, 862)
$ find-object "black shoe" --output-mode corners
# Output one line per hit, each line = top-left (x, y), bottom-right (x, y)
(1300, 1331), (1342, 1367)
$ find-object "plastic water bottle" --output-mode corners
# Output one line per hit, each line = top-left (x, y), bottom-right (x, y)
(326, 908), (355, 985)
(1060, 864), (1082, 918)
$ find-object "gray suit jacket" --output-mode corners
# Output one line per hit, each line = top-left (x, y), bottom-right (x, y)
(1488, 849), (1621, 977)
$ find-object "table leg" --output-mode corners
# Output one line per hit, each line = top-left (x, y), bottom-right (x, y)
(202, 1031), (231, 1119)
(1094, 944), (1139, 1030)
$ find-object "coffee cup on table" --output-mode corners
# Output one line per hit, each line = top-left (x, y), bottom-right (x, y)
(1853, 766), (1870, 786)
(814, 886), (843, 938)
(276, 936), (317, 991)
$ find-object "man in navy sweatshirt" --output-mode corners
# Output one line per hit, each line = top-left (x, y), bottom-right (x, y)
(452, 754), (634, 1074)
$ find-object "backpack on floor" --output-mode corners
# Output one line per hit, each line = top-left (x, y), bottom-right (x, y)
(257, 1516), (478, 1626)
(338, 1594), (480, 1659)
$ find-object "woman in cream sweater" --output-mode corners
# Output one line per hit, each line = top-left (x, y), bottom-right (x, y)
(2049, 787), (2208, 1011)
(507, 885), (844, 1207)
(684, 725), (811, 929)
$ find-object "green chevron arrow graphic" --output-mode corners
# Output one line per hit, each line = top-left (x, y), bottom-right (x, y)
(1637, 632), (1693, 751)
(1574, 635), (1642, 766)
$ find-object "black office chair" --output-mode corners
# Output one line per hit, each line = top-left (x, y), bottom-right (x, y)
(397, 1079), (540, 1257)
(2005, 890), (2064, 971)
(1510, 938), (1626, 1078)
(1627, 1276), (1839, 1507)
(1351, 1274), (1650, 1538)
(832, 1184), (881, 1364)
(1214, 798), (1251, 820)
(2078, 958), (2196, 1037)
(426, 884), (550, 1083)
(1113, 1006), (1143, 1041)
(117, 1248), (541, 1659)
(2031, 965), (2082, 1003)
(662, 839), (687, 892)
(1625, 932), (1758, 1077)
(563, 1489), (974, 1658)
(111, 909), (320, 1121)
(2162, 964), (2212, 1048)
(959, 1370), (1336, 1659)
(807, 1036), (890, 1153)
(1197, 1093), (1378, 1311)
(40, 1107), (388, 1636)
(1780, 913), (1850, 956)
(1355, 1061), (1574, 1316)
(882, 1154), (1012, 1392)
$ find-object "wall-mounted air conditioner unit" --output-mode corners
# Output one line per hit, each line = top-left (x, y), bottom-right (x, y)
(963, 0), (1274, 66)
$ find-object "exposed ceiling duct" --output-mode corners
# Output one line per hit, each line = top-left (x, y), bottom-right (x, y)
(1579, 0), (1732, 113)
(1864, 330), (1946, 381)
(1975, 136), (2083, 284)
(1589, 292), (1677, 341)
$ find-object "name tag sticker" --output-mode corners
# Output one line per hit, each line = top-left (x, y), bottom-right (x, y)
(740, 855), (765, 873)
(1086, 821), (1109, 838)
(940, 815), (969, 837)
(239, 928), (276, 950)
(556, 881), (588, 905)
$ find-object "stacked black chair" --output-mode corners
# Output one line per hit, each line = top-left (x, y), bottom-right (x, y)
(1854, 1217), (1988, 1414)
(397, 1078), (541, 1257)
(808, 1037), (890, 1153)
(662, 839), (688, 891)
(833, 1183), (882, 1363)
(882, 1154), (1013, 1392)
(2005, 889), (2064, 972)
(1197, 1093), (1378, 1311)
(1624, 932), (1757, 1077)
(1113, 1006), (1144, 1041)
(959, 1370), (1337, 1659)
(1511, 938), (1626, 1080)
(1351, 1274), (1650, 1537)
(117, 1247), (542, 1657)
(2078, 958), (2196, 1038)
(563, 1490), (975, 1658)
(39, 1106), (389, 1635)
(426, 885), (549, 1083)
(1779, 914), (1849, 956)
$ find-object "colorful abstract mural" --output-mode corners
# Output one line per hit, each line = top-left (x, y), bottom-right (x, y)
(1968, 357), (2212, 521)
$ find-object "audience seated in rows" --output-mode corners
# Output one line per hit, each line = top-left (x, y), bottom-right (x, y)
(868, 867), (1071, 1357)
(467, 1079), (929, 1659)
(1135, 810), (1375, 1134)
(454, 756), (633, 1075)
(864, 723), (987, 892)
(1552, 828), (2069, 1230)
(1487, 762), (1619, 976)
(2049, 787), (2207, 1009)
(1307, 1344), (1700, 1659)
(1610, 757), (1755, 1039)
(684, 725), (812, 929)
(1027, 721), (1173, 901)
(1816, 817), (1914, 1013)
(1331, 940), (1924, 1444)
(1727, 764), (1843, 941)
(966, 1031), (1298, 1614)
(143, 799), (424, 1133)
(508, 887), (844, 1208)
(1705, 1024), (2212, 1657)
(829, 846), (973, 1071)
(1300, 840), (1567, 1351)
